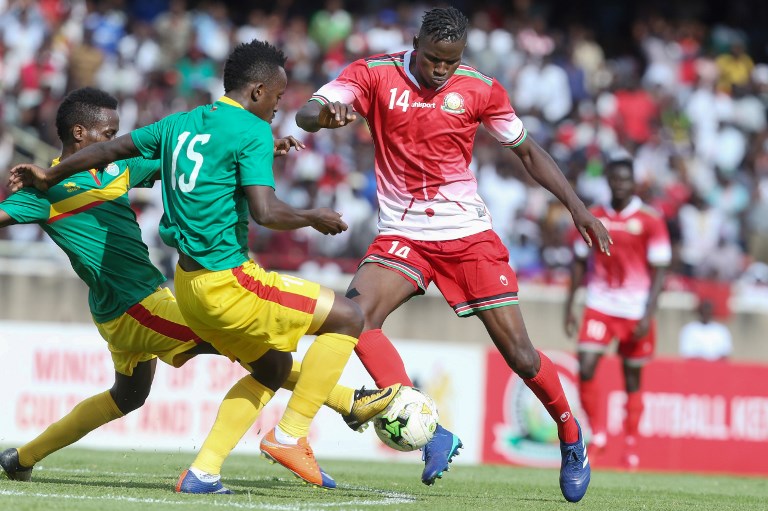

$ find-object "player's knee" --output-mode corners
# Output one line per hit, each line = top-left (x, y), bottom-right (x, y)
(250, 350), (292, 391)
(110, 384), (151, 414)
(325, 297), (364, 337)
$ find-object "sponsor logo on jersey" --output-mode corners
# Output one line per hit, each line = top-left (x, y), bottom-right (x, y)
(411, 101), (436, 108)
(63, 182), (80, 193)
(441, 92), (465, 114)
(105, 162), (120, 176)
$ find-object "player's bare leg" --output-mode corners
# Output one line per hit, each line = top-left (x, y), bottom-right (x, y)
(477, 306), (590, 502)
(346, 264), (463, 485)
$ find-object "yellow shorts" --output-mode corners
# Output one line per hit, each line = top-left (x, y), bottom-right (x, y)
(94, 287), (203, 376)
(174, 260), (333, 369)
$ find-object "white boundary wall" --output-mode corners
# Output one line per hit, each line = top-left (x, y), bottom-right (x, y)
(0, 321), (484, 464)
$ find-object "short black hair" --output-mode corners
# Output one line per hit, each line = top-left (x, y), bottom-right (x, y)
(606, 157), (634, 174)
(56, 87), (118, 142)
(419, 7), (469, 43)
(223, 39), (287, 92)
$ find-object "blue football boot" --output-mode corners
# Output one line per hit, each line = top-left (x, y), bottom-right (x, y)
(421, 424), (463, 485)
(559, 420), (591, 502)
(176, 469), (233, 494)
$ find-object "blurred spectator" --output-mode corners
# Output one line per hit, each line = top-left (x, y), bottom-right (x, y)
(67, 28), (104, 90)
(678, 193), (726, 277)
(153, 0), (193, 68)
(716, 40), (754, 93)
(679, 299), (733, 360)
(308, 0), (352, 52)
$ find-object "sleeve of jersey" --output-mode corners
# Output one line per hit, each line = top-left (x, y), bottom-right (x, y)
(131, 117), (167, 160)
(0, 190), (51, 224)
(125, 157), (160, 188)
(480, 79), (527, 149)
(647, 216), (672, 266)
(310, 59), (372, 117)
(238, 123), (276, 188)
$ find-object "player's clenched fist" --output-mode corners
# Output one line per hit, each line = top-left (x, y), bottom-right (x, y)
(318, 102), (357, 129)
(310, 208), (348, 235)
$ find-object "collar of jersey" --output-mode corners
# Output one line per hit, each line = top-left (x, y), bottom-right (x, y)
(51, 157), (99, 178)
(217, 96), (244, 109)
(404, 50), (449, 92)
(605, 196), (642, 217)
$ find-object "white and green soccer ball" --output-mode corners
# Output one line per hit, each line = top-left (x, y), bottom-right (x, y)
(374, 386), (439, 452)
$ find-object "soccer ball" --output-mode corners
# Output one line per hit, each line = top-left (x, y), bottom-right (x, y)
(373, 386), (439, 452)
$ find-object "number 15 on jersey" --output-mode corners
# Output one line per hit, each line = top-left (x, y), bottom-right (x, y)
(172, 131), (211, 193)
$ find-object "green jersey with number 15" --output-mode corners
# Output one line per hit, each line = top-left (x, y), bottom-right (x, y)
(131, 97), (276, 271)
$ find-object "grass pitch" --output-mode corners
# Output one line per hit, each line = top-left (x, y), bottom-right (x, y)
(0, 448), (766, 511)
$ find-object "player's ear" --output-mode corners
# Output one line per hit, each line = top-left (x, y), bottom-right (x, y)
(250, 82), (264, 103)
(71, 124), (85, 143)
(412, 35), (419, 50)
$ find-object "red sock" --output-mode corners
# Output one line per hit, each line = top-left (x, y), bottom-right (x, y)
(625, 391), (644, 438)
(354, 329), (413, 388)
(524, 351), (579, 443)
(579, 377), (606, 435)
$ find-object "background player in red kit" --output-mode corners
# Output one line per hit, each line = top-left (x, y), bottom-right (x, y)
(564, 157), (671, 469)
(296, 7), (611, 502)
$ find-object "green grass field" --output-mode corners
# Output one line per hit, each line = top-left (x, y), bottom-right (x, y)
(1, 448), (766, 511)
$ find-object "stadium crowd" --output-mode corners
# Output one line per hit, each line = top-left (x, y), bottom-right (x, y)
(2, 0), (768, 291)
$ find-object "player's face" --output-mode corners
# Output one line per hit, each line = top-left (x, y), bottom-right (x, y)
(607, 164), (635, 202)
(412, 35), (466, 89)
(77, 108), (119, 148)
(253, 67), (287, 124)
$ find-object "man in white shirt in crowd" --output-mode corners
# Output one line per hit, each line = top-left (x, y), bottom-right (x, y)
(679, 299), (733, 360)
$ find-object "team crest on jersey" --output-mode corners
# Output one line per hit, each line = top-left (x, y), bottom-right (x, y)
(63, 182), (80, 193)
(626, 218), (643, 234)
(441, 92), (465, 114)
(105, 162), (120, 176)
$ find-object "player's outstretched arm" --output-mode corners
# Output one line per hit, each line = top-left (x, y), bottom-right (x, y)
(8, 134), (140, 193)
(512, 137), (613, 255)
(296, 101), (357, 132)
(244, 184), (348, 235)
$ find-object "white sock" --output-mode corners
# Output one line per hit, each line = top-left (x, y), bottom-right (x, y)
(274, 425), (299, 445)
(189, 466), (220, 481)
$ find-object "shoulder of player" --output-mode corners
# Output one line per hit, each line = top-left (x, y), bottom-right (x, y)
(364, 51), (406, 70)
(637, 203), (664, 220)
(452, 63), (495, 87)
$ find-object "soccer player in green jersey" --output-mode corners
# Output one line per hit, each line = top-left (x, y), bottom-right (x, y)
(9, 41), (370, 491)
(0, 87), (219, 482)
(1, 87), (399, 493)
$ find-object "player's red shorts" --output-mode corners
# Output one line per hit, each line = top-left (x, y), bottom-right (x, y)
(360, 230), (519, 317)
(577, 307), (655, 365)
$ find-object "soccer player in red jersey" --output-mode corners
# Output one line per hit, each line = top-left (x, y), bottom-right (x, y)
(296, 7), (611, 501)
(564, 157), (671, 469)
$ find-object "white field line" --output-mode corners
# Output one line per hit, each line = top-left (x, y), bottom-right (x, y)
(0, 488), (416, 509)
(0, 467), (417, 509)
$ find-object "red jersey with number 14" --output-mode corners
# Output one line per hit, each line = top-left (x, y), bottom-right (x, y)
(310, 51), (527, 241)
